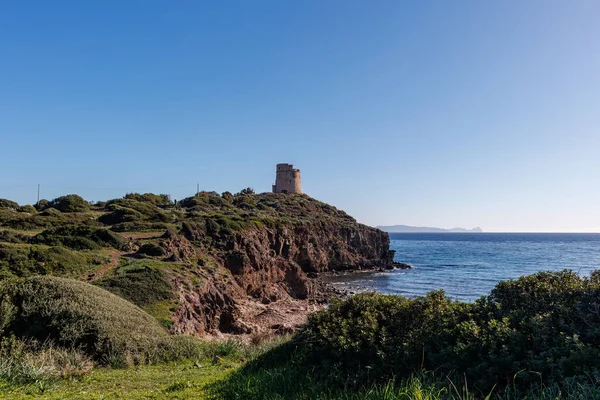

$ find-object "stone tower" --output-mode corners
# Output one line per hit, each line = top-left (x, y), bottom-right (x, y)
(272, 163), (302, 194)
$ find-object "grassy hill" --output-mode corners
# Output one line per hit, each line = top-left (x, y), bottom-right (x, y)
(0, 191), (393, 337)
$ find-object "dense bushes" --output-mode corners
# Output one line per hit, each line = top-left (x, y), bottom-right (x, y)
(299, 270), (600, 395)
(0, 244), (105, 279)
(0, 199), (19, 210)
(32, 226), (127, 250)
(34, 199), (49, 211)
(0, 276), (168, 360)
(99, 198), (172, 225)
(124, 193), (172, 206)
(17, 205), (36, 214)
(47, 195), (89, 213)
(94, 262), (175, 309)
(0, 230), (30, 244)
(137, 243), (165, 257)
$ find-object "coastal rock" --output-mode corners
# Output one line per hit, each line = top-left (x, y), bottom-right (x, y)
(393, 262), (413, 269)
(170, 221), (394, 335)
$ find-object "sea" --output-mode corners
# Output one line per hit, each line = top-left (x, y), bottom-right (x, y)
(324, 233), (600, 302)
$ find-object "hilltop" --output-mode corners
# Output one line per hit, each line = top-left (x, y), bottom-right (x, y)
(0, 190), (394, 337)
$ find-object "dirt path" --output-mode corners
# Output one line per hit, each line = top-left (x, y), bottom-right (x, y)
(83, 249), (122, 281)
(117, 231), (165, 240)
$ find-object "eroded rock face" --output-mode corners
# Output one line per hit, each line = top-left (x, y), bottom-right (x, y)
(170, 222), (393, 336)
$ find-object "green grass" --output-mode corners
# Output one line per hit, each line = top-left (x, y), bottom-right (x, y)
(94, 260), (177, 310)
(0, 359), (236, 399)
(3, 348), (600, 400)
(1, 335), (600, 400)
(142, 300), (178, 329)
(0, 243), (108, 279)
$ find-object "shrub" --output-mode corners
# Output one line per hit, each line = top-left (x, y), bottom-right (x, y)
(40, 208), (62, 217)
(233, 195), (256, 209)
(0, 230), (30, 244)
(0, 199), (20, 210)
(0, 276), (168, 360)
(109, 222), (168, 233)
(32, 226), (127, 250)
(236, 188), (255, 196)
(17, 205), (36, 214)
(124, 193), (172, 207)
(0, 244), (105, 279)
(222, 191), (234, 203)
(99, 199), (171, 225)
(138, 243), (166, 257)
(94, 262), (175, 309)
(34, 199), (49, 211)
(0, 337), (93, 386)
(298, 270), (600, 394)
(47, 195), (89, 213)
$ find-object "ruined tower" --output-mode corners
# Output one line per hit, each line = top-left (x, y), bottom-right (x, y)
(272, 163), (302, 194)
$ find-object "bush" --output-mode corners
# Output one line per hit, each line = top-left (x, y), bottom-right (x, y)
(109, 222), (168, 233)
(40, 208), (61, 217)
(0, 276), (168, 360)
(17, 205), (36, 214)
(222, 191), (234, 203)
(298, 270), (600, 394)
(99, 199), (171, 225)
(138, 243), (166, 257)
(32, 226), (127, 250)
(0, 199), (20, 210)
(48, 195), (89, 213)
(94, 262), (175, 309)
(124, 193), (172, 207)
(0, 230), (30, 244)
(34, 199), (49, 211)
(236, 188), (255, 196)
(0, 244), (105, 279)
(0, 337), (93, 386)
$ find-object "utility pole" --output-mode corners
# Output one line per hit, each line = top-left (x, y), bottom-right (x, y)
(37, 184), (40, 205)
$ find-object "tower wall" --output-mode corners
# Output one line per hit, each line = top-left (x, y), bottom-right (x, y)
(273, 163), (302, 194)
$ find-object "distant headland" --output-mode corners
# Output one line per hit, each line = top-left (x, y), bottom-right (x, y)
(377, 225), (483, 233)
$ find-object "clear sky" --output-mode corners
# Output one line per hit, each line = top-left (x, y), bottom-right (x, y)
(1, 1), (599, 232)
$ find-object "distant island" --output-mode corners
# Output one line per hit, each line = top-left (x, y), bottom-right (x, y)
(377, 225), (483, 233)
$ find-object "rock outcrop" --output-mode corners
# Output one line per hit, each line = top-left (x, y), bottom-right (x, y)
(168, 219), (394, 336)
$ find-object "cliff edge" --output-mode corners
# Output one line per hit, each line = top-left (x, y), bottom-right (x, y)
(0, 192), (394, 336)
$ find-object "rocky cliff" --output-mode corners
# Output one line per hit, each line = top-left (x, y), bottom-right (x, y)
(0, 191), (396, 337)
(157, 193), (394, 335)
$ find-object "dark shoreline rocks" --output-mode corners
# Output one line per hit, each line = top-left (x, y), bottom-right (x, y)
(393, 262), (413, 269)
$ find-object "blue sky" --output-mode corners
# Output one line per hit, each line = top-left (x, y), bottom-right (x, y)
(1, 1), (599, 232)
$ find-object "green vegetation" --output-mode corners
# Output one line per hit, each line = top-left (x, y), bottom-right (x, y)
(47, 195), (90, 213)
(0, 276), (168, 360)
(2, 192), (600, 398)
(32, 226), (127, 250)
(212, 270), (600, 399)
(17, 206), (36, 214)
(94, 261), (177, 327)
(100, 198), (172, 225)
(0, 244), (105, 279)
(137, 242), (166, 256)
(0, 199), (20, 210)
(124, 192), (173, 206)
(1, 271), (600, 398)
(0, 338), (286, 399)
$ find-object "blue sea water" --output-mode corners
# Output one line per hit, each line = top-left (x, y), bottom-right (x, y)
(325, 233), (600, 302)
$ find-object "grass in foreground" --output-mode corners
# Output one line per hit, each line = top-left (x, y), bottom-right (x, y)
(0, 359), (236, 400)
(2, 336), (600, 400)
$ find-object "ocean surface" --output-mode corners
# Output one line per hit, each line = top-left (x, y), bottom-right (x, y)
(324, 233), (600, 302)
